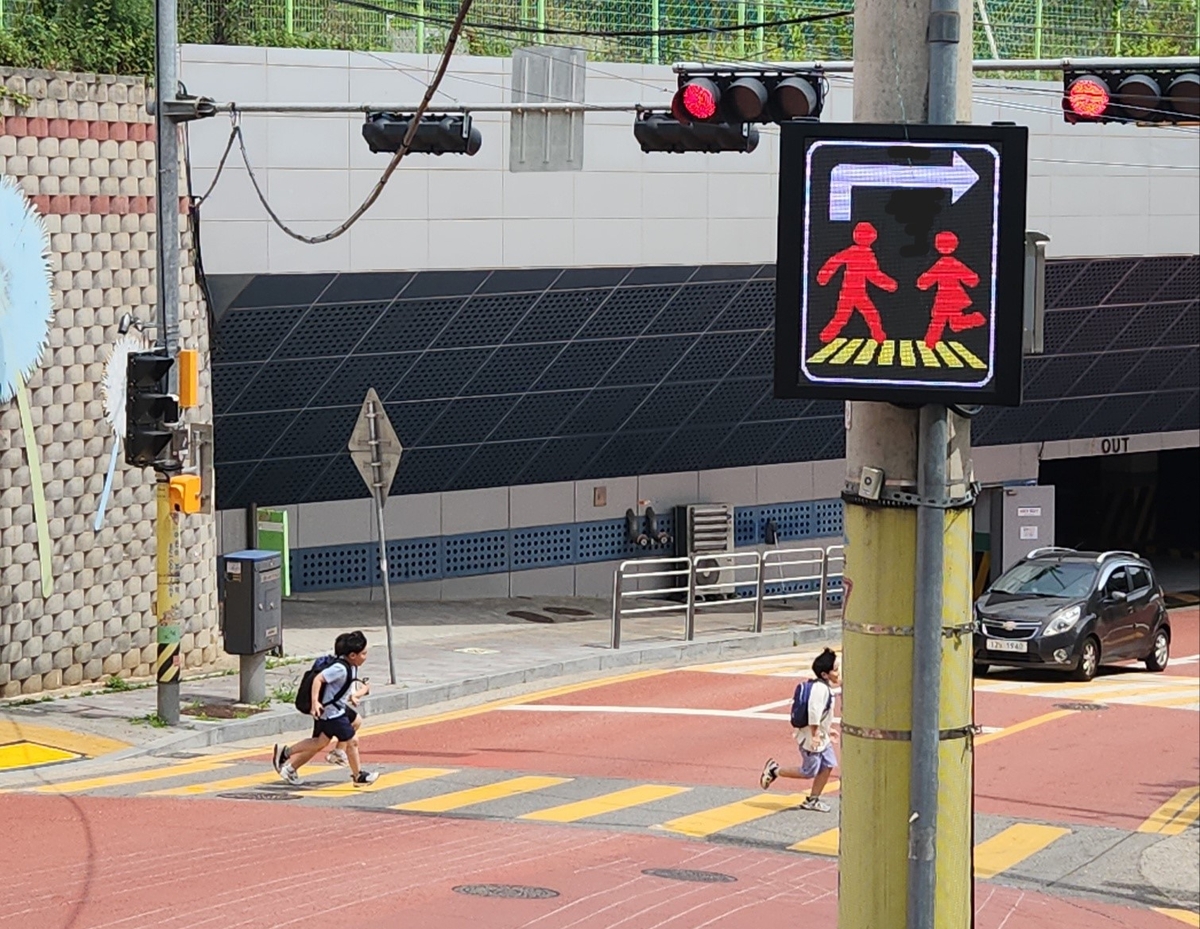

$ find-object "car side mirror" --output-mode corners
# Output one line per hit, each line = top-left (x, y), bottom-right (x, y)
(1109, 589), (1127, 602)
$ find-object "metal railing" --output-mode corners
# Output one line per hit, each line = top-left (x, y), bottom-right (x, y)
(611, 545), (844, 648)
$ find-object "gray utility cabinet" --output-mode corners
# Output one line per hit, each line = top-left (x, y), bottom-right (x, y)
(989, 485), (1057, 580)
(220, 549), (283, 656)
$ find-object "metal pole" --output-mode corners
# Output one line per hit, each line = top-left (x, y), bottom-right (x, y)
(736, 0), (746, 62)
(154, 481), (182, 724)
(818, 552), (828, 626)
(367, 398), (398, 685)
(416, 0), (424, 53)
(753, 553), (765, 633)
(285, 0), (294, 34)
(1033, 0), (1043, 60)
(755, 0), (764, 59)
(651, 0), (660, 65)
(685, 558), (696, 641)
(239, 653), (266, 704)
(536, 0), (545, 44)
(610, 569), (622, 649)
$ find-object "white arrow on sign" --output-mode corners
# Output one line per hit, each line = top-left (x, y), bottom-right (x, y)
(828, 151), (980, 221)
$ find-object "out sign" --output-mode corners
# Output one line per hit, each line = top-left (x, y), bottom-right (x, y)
(775, 122), (1029, 406)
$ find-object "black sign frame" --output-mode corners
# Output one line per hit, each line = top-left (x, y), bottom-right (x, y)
(775, 122), (1028, 406)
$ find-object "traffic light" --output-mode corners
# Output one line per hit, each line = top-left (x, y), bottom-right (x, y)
(672, 68), (825, 124)
(362, 113), (482, 155)
(633, 111), (760, 153)
(1063, 66), (1200, 124)
(125, 351), (179, 470)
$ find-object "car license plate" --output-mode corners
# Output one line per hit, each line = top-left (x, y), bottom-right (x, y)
(986, 639), (1028, 654)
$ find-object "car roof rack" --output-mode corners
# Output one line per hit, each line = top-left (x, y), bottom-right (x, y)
(1024, 546), (1076, 559)
(1097, 550), (1142, 563)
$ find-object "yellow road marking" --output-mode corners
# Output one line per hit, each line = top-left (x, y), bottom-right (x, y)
(1154, 908), (1200, 926)
(831, 338), (865, 364)
(915, 342), (940, 366)
(522, 784), (690, 823)
(307, 767), (456, 797)
(934, 342), (964, 367)
(973, 824), (1071, 879)
(808, 338), (847, 364)
(0, 741), (80, 770)
(1139, 786), (1200, 835)
(948, 341), (987, 369)
(899, 340), (917, 367)
(853, 341), (878, 365)
(0, 720), (127, 759)
(32, 760), (232, 794)
(974, 709), (1077, 747)
(146, 765), (338, 797)
(393, 775), (570, 813)
(877, 340), (895, 365)
(1141, 694), (1200, 709)
(660, 793), (806, 838)
(790, 827), (839, 856)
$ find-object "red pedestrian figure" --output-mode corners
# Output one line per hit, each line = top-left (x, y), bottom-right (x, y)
(816, 221), (898, 344)
(919, 231), (984, 350)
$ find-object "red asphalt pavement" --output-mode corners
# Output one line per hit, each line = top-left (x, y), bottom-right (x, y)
(2, 794), (1188, 929)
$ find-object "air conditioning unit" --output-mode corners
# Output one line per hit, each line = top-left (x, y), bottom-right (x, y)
(675, 503), (736, 597)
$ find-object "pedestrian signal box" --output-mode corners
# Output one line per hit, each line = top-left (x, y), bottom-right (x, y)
(774, 122), (1028, 406)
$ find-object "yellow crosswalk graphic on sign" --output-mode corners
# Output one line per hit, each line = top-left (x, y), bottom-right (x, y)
(808, 338), (847, 364)
(915, 341), (940, 366)
(877, 340), (895, 365)
(949, 341), (987, 369)
(899, 340), (917, 366)
(807, 339), (984, 371)
(1139, 786), (1200, 835)
(934, 342), (964, 367)
(853, 341), (877, 364)
(830, 338), (864, 364)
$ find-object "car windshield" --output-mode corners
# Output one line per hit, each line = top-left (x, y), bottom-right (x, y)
(991, 561), (1097, 598)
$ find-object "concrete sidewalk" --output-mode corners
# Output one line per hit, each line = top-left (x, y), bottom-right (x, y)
(0, 591), (840, 771)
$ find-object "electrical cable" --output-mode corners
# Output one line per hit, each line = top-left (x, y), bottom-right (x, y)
(178, 82), (220, 349)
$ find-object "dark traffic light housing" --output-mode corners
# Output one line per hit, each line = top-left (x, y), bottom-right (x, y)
(634, 111), (760, 153)
(125, 351), (179, 471)
(1063, 66), (1200, 124)
(672, 68), (825, 125)
(362, 113), (483, 155)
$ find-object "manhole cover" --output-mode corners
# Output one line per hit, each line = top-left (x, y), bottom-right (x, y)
(507, 610), (555, 624)
(643, 868), (737, 884)
(1055, 702), (1108, 711)
(452, 884), (559, 899)
(218, 791), (299, 801)
(543, 607), (594, 617)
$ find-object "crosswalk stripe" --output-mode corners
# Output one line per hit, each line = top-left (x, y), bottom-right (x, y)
(145, 765), (335, 797)
(831, 338), (864, 364)
(306, 767), (457, 797)
(392, 775), (571, 813)
(915, 342), (940, 366)
(1138, 786), (1200, 834)
(1153, 907), (1200, 926)
(853, 340), (878, 364)
(659, 793), (806, 838)
(32, 760), (232, 794)
(934, 342), (963, 367)
(808, 337), (847, 364)
(522, 784), (690, 823)
(877, 340), (895, 365)
(948, 341), (987, 369)
(899, 340), (917, 366)
(789, 827), (839, 856)
(973, 824), (1071, 879)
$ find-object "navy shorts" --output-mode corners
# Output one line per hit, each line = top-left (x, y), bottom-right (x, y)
(313, 706), (357, 742)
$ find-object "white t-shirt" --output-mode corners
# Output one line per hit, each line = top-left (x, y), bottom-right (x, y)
(793, 679), (836, 752)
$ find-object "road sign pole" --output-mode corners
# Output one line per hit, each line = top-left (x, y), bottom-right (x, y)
(367, 397), (398, 686)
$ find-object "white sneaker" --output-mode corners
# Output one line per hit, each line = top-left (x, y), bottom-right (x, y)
(279, 763), (301, 786)
(326, 748), (348, 766)
(352, 770), (379, 786)
(800, 796), (831, 812)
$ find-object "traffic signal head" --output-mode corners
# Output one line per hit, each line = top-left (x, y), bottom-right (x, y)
(634, 111), (760, 154)
(125, 351), (179, 470)
(362, 113), (483, 155)
(672, 69), (824, 125)
(1063, 66), (1200, 124)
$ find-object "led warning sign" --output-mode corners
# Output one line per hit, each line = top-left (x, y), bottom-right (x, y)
(775, 122), (1028, 406)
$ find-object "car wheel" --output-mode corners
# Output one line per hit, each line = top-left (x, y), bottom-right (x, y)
(1071, 636), (1100, 682)
(1144, 628), (1170, 672)
(973, 663), (990, 677)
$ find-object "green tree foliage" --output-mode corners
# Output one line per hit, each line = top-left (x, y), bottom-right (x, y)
(0, 0), (155, 74)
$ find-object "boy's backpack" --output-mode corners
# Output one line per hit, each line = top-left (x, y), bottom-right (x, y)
(295, 655), (353, 714)
(790, 678), (834, 729)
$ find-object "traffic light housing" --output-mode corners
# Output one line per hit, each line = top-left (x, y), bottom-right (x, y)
(125, 351), (179, 470)
(672, 69), (825, 124)
(362, 113), (483, 155)
(1063, 66), (1200, 124)
(633, 111), (760, 153)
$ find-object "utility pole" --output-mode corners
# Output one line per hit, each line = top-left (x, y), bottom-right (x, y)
(839, 1), (975, 928)
(153, 0), (183, 725)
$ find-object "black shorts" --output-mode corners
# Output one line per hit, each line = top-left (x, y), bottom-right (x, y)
(313, 706), (357, 742)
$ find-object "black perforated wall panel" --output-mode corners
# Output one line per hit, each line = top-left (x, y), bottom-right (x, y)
(211, 256), (1199, 509)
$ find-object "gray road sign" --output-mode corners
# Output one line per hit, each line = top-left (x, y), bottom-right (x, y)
(348, 388), (403, 503)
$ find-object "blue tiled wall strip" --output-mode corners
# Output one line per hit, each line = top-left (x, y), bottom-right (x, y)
(291, 498), (844, 592)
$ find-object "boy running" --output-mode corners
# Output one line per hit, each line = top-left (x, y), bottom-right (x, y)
(273, 630), (378, 786)
(759, 647), (840, 812)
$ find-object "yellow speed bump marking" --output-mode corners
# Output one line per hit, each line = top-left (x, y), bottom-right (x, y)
(522, 784), (690, 823)
(1139, 786), (1200, 835)
(659, 793), (806, 838)
(307, 767), (456, 797)
(0, 720), (127, 760)
(1154, 908), (1200, 927)
(973, 824), (1071, 879)
(32, 759), (233, 794)
(393, 775), (571, 814)
(789, 827), (840, 856)
(0, 741), (80, 771)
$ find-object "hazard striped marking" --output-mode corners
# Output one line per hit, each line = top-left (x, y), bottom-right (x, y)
(392, 775), (570, 814)
(1153, 908), (1200, 926)
(522, 784), (690, 823)
(659, 794), (806, 838)
(973, 824), (1072, 879)
(0, 742), (79, 771)
(32, 759), (232, 794)
(307, 767), (457, 797)
(1138, 786), (1200, 836)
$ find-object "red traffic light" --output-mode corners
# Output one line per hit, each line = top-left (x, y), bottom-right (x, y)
(1065, 75), (1110, 119)
(672, 79), (720, 123)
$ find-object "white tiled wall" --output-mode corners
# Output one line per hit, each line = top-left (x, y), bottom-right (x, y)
(182, 46), (1200, 274)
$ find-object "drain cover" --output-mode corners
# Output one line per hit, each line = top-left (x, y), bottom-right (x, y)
(643, 868), (737, 884)
(1055, 702), (1108, 711)
(507, 610), (555, 624)
(218, 791), (299, 801)
(543, 607), (593, 617)
(452, 884), (559, 899)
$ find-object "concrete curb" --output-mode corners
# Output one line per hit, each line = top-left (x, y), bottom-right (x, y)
(115, 623), (841, 760)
